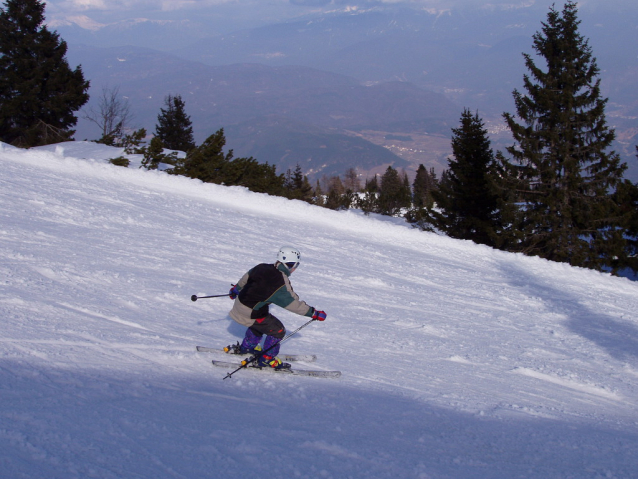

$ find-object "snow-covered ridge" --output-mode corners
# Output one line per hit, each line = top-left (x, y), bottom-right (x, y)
(2, 142), (637, 478)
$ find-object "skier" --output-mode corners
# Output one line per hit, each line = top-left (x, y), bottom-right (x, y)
(226, 246), (326, 370)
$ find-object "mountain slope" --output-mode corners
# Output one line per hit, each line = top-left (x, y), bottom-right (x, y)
(1, 142), (638, 478)
(66, 44), (456, 179)
(172, 4), (638, 115)
(168, 5), (638, 180)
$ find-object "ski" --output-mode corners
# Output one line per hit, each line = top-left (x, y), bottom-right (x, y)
(195, 346), (317, 363)
(211, 360), (341, 379)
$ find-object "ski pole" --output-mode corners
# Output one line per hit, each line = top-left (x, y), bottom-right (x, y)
(223, 318), (317, 380)
(191, 294), (231, 301)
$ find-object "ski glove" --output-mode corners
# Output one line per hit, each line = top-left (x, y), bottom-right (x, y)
(229, 285), (240, 300)
(312, 310), (327, 321)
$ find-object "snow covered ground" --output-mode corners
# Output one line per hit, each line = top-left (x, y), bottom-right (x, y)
(2, 141), (638, 479)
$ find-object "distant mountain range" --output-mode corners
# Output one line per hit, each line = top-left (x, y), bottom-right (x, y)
(61, 4), (638, 181)
(66, 44), (457, 180)
(224, 116), (411, 179)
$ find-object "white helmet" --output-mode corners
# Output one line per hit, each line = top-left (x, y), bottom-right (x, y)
(277, 246), (301, 271)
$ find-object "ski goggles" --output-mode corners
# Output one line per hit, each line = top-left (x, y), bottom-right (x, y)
(285, 262), (299, 271)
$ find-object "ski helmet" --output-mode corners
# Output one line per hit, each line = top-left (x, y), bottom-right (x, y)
(277, 246), (301, 271)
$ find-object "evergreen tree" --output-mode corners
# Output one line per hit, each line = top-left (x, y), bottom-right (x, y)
(141, 137), (164, 170)
(412, 164), (437, 209)
(284, 164), (313, 203)
(496, 2), (627, 269)
(300, 176), (314, 203)
(431, 109), (501, 246)
(611, 144), (638, 274)
(0, 0), (89, 146)
(325, 176), (349, 210)
(613, 177), (638, 275)
(222, 156), (285, 195)
(365, 176), (379, 193)
(155, 94), (195, 152)
(292, 164), (304, 190)
(406, 164), (438, 229)
(121, 128), (146, 154)
(173, 128), (285, 195)
(377, 166), (411, 216)
(357, 176), (379, 215)
(314, 180), (325, 207)
(174, 128), (232, 183)
(402, 171), (410, 199)
(283, 169), (294, 189)
(141, 136), (178, 171)
(295, 167), (314, 203)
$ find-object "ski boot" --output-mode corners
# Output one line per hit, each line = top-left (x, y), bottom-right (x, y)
(224, 341), (257, 355)
(256, 354), (291, 370)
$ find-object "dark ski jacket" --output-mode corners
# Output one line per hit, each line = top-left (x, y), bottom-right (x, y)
(229, 262), (315, 327)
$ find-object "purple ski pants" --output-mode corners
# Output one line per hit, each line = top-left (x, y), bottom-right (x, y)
(240, 314), (286, 357)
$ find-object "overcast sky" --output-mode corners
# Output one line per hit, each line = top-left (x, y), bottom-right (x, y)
(37, 0), (636, 43)
(42, 0), (637, 23)
(44, 0), (534, 12)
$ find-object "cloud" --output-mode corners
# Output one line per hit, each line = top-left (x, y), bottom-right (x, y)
(290, 0), (332, 6)
(328, 0), (534, 5)
(159, 1), (199, 11)
(46, 0), (532, 13)
(54, 14), (107, 30)
(44, 0), (637, 21)
(285, 0), (542, 11)
(61, 0), (109, 9)
(47, 0), (207, 12)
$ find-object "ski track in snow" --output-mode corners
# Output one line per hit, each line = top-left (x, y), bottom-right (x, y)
(1, 142), (638, 478)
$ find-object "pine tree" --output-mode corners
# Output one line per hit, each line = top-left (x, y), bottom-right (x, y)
(428, 167), (438, 201)
(431, 109), (501, 246)
(0, 0), (89, 146)
(614, 177), (638, 275)
(377, 166), (411, 216)
(406, 164), (438, 229)
(357, 176), (379, 215)
(325, 176), (348, 210)
(284, 164), (313, 203)
(141, 136), (178, 171)
(141, 137), (164, 170)
(611, 145), (638, 275)
(121, 128), (146, 154)
(221, 156), (285, 195)
(412, 164), (437, 209)
(314, 180), (325, 207)
(293, 165), (314, 203)
(365, 176), (379, 193)
(496, 2), (627, 269)
(174, 128), (232, 183)
(173, 128), (285, 195)
(155, 94), (195, 152)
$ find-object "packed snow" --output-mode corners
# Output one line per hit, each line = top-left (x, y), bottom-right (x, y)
(1, 141), (638, 479)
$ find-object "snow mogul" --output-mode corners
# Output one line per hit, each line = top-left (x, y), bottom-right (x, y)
(225, 246), (327, 370)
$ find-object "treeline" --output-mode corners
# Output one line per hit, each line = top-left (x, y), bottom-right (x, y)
(256, 2), (638, 277)
(1, 1), (637, 275)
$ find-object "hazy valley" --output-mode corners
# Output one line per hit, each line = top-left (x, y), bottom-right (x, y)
(60, 3), (638, 181)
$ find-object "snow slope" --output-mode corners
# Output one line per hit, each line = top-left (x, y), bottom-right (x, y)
(2, 142), (638, 479)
